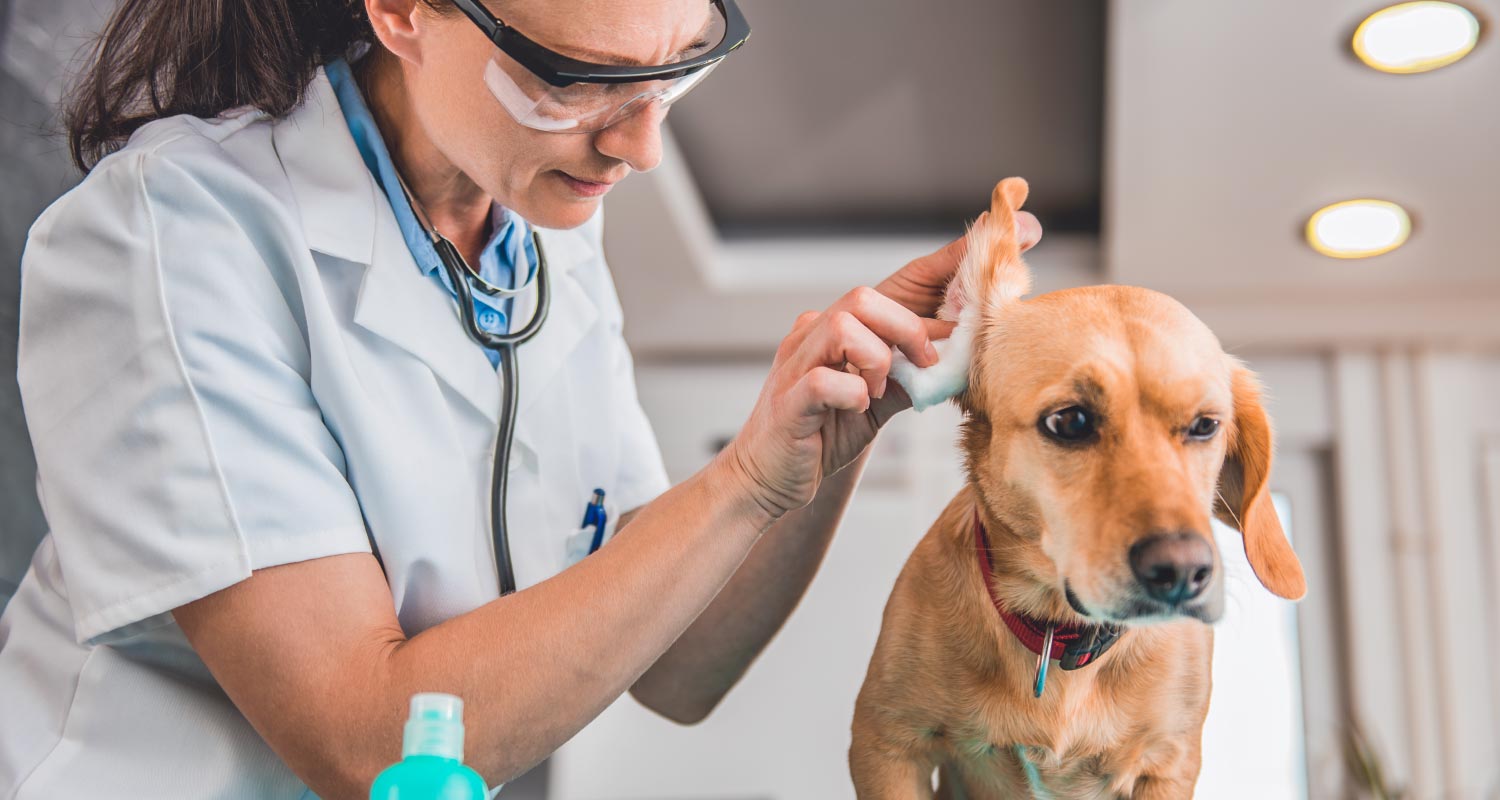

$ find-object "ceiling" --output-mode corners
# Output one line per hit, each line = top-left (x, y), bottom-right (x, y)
(605, 0), (1499, 355)
(667, 0), (1105, 236)
(1107, 0), (1500, 313)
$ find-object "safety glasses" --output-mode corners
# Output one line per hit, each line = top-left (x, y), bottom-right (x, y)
(450, 0), (750, 133)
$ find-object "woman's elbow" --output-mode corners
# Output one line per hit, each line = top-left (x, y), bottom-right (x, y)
(295, 750), (391, 800)
(628, 682), (722, 726)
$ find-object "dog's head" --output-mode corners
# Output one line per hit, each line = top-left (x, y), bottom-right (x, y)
(947, 178), (1305, 625)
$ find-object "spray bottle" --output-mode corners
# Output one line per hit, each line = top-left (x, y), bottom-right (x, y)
(370, 693), (488, 799)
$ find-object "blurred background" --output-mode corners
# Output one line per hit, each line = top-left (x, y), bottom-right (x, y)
(3, 0), (1498, 798)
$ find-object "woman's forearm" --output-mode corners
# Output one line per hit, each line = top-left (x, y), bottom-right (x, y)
(630, 444), (874, 722)
(380, 457), (779, 779)
(176, 454), (780, 799)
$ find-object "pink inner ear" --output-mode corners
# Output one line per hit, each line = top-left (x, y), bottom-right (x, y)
(941, 277), (966, 320)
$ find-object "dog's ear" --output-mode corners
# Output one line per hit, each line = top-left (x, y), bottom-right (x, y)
(940, 177), (1033, 323)
(1214, 366), (1306, 600)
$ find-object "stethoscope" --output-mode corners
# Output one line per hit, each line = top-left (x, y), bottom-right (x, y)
(395, 172), (548, 597)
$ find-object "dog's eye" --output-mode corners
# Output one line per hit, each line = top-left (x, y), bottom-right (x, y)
(1041, 407), (1096, 443)
(1187, 416), (1220, 440)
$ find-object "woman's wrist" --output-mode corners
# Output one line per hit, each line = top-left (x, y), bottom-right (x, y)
(703, 445), (786, 536)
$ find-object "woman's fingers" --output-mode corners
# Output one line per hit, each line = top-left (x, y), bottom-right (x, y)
(924, 317), (958, 342)
(734, 287), (959, 518)
(1016, 210), (1043, 252)
(801, 287), (937, 371)
(783, 366), (872, 438)
(840, 287), (941, 370)
(874, 209), (1043, 318)
(809, 310), (893, 399)
(773, 276), (967, 414)
(778, 288), (964, 407)
(874, 233), (972, 318)
(775, 310), (822, 366)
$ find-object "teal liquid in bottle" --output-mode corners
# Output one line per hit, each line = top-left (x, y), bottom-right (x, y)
(370, 693), (489, 800)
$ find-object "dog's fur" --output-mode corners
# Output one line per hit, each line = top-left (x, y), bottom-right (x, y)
(850, 179), (1306, 799)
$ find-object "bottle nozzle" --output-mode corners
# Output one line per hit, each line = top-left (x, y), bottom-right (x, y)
(403, 693), (466, 761)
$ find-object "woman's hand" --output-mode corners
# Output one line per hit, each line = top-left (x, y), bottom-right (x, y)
(719, 287), (942, 520)
(873, 210), (1042, 318)
(719, 215), (1043, 522)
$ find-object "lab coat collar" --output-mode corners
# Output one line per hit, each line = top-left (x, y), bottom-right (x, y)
(274, 67), (600, 426)
(273, 67), (377, 267)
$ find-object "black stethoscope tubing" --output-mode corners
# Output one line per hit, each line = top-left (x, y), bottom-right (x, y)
(436, 233), (548, 597)
(396, 172), (549, 597)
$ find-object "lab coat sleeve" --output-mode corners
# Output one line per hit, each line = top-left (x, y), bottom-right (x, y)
(16, 141), (371, 645)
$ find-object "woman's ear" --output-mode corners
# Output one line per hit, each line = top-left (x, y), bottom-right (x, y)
(365, 0), (426, 65)
(1214, 365), (1306, 600)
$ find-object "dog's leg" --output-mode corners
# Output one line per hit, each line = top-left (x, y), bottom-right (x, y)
(1127, 750), (1202, 800)
(849, 701), (937, 800)
(1121, 732), (1202, 798)
(848, 740), (936, 800)
(1130, 774), (1197, 800)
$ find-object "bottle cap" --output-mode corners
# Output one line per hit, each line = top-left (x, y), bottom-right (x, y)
(403, 692), (466, 761)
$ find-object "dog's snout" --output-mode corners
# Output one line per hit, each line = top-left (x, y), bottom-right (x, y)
(1129, 532), (1214, 606)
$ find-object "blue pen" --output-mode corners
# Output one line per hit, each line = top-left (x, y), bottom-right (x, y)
(583, 489), (608, 554)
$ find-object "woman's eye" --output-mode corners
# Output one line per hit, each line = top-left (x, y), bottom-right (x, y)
(1187, 416), (1220, 440)
(1040, 406), (1096, 443)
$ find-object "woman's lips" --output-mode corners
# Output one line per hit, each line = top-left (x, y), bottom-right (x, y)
(557, 170), (616, 197)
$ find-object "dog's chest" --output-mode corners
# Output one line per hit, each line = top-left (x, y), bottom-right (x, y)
(939, 680), (1166, 798)
(943, 736), (1142, 800)
(941, 743), (1122, 800)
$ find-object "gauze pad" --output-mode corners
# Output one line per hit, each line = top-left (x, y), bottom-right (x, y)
(888, 307), (976, 412)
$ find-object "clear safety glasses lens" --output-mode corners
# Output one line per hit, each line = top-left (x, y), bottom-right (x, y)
(483, 54), (721, 133)
(478, 4), (729, 135)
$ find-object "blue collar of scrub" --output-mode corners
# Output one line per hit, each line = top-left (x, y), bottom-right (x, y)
(324, 57), (538, 365)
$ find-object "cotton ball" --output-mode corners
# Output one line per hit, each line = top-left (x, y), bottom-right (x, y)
(888, 310), (975, 412)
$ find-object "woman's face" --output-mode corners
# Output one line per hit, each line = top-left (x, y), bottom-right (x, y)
(401, 0), (712, 229)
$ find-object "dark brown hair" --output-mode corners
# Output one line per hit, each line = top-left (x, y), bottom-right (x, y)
(63, 0), (376, 172)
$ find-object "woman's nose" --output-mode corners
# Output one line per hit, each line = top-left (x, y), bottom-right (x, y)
(593, 101), (666, 173)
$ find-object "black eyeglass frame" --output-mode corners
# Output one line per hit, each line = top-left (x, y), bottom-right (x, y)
(448, 0), (750, 88)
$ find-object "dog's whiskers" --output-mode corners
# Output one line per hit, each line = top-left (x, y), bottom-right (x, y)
(1215, 489), (1242, 529)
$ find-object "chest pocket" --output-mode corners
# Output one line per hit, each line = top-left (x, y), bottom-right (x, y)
(515, 331), (621, 531)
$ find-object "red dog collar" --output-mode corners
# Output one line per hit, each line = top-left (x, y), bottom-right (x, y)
(973, 508), (1123, 675)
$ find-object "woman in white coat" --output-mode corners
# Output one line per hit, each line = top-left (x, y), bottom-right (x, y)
(0, 0), (1040, 797)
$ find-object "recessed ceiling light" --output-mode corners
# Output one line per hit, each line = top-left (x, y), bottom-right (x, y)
(1353, 2), (1482, 74)
(1306, 199), (1413, 259)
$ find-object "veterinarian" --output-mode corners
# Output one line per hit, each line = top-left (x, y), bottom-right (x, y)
(0, 0), (1039, 796)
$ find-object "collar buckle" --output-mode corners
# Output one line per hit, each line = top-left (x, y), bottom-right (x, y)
(1057, 621), (1124, 671)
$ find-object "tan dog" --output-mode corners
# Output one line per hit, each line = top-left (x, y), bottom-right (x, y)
(850, 178), (1306, 799)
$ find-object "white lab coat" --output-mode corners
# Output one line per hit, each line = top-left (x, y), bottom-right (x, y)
(0, 66), (671, 798)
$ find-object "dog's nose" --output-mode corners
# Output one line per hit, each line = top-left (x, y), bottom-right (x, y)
(1129, 532), (1214, 605)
